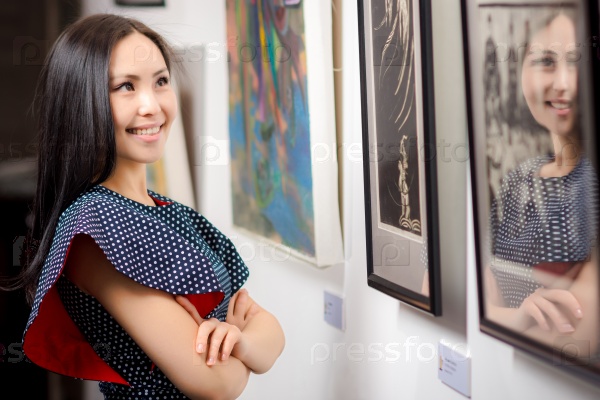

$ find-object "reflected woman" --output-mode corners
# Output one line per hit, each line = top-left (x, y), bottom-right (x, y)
(485, 10), (599, 356)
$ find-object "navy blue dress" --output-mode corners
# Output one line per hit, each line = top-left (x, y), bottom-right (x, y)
(23, 185), (249, 399)
(490, 156), (598, 308)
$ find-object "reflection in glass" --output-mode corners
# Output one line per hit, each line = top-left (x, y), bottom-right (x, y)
(482, 4), (599, 359)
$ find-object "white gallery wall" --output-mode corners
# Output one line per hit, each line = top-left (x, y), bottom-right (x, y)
(81, 1), (600, 399)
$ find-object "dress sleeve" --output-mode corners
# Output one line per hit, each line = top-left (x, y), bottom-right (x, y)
(22, 195), (226, 384)
(184, 209), (250, 295)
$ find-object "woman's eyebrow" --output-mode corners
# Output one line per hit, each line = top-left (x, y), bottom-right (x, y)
(110, 68), (168, 80)
(526, 49), (558, 57)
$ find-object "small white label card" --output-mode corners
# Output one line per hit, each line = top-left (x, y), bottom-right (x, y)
(438, 340), (471, 397)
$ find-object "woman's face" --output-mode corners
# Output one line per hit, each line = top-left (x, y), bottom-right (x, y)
(521, 14), (578, 137)
(109, 32), (177, 166)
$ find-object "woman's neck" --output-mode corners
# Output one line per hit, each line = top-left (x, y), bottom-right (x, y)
(100, 160), (155, 206)
(539, 132), (581, 177)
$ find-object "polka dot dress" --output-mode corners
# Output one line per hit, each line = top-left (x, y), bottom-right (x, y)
(490, 156), (598, 308)
(23, 185), (249, 398)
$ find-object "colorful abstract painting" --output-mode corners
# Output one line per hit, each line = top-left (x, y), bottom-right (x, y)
(227, 0), (316, 258)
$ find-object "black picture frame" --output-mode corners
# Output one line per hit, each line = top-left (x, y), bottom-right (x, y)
(358, 0), (441, 315)
(463, 0), (600, 383)
(115, 0), (165, 6)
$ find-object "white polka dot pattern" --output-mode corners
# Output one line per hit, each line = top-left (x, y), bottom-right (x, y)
(23, 185), (250, 398)
(490, 156), (598, 308)
(58, 276), (191, 399)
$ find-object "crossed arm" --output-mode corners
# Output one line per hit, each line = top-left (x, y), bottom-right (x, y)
(64, 233), (285, 400)
(484, 257), (598, 357)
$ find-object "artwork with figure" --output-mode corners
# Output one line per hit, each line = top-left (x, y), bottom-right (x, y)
(470, 0), (600, 369)
(371, 0), (423, 238)
(359, 0), (441, 313)
(227, 0), (315, 257)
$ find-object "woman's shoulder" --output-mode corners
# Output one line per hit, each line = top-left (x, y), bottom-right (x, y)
(59, 185), (115, 220)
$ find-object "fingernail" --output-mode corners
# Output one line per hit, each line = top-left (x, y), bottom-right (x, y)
(560, 323), (575, 333)
(207, 357), (214, 365)
(221, 353), (228, 360)
(196, 344), (204, 353)
(575, 308), (583, 319)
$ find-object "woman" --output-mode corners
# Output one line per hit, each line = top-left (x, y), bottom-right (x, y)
(10, 14), (284, 399)
(485, 10), (598, 354)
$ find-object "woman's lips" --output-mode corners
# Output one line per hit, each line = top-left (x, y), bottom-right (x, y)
(127, 125), (163, 142)
(126, 124), (163, 136)
(546, 100), (572, 117)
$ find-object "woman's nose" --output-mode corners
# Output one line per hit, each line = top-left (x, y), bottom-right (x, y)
(137, 89), (161, 115)
(552, 62), (573, 93)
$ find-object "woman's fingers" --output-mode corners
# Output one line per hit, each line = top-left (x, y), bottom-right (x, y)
(219, 328), (242, 362)
(194, 318), (242, 365)
(234, 289), (248, 315)
(541, 288), (583, 320)
(175, 295), (203, 325)
(246, 302), (261, 320)
(206, 323), (229, 365)
(177, 294), (247, 364)
(195, 318), (217, 355)
(226, 289), (241, 319)
(521, 295), (551, 331)
(522, 288), (583, 333)
(226, 288), (262, 330)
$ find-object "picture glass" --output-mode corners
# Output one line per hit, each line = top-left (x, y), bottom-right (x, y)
(359, 0), (441, 314)
(466, 0), (600, 378)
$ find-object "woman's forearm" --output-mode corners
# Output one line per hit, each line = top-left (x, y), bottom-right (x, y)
(233, 310), (285, 374)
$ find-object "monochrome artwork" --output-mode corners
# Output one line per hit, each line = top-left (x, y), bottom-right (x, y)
(371, 1), (423, 239)
(359, 0), (441, 315)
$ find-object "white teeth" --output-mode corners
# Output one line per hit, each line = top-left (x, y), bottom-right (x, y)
(128, 126), (161, 135)
(550, 102), (570, 110)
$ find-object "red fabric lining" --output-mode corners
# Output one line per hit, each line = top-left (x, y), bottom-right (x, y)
(24, 238), (129, 385)
(183, 292), (225, 319)
(149, 195), (172, 207)
(23, 233), (224, 385)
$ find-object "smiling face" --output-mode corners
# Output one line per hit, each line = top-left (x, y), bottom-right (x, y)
(521, 14), (578, 138)
(109, 31), (177, 166)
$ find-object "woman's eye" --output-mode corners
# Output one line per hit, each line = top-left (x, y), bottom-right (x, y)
(115, 82), (134, 91)
(531, 56), (555, 67)
(157, 76), (169, 86)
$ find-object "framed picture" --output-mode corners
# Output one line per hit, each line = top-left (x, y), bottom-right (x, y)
(463, 0), (600, 381)
(358, 0), (441, 315)
(226, 0), (344, 267)
(115, 0), (165, 6)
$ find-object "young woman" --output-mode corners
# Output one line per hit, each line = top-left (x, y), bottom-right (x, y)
(485, 10), (598, 355)
(11, 14), (284, 399)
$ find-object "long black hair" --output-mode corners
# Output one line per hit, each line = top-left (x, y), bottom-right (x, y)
(3, 14), (176, 304)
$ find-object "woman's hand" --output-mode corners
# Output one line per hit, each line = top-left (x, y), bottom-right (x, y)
(514, 287), (583, 333)
(175, 289), (284, 374)
(226, 288), (261, 331)
(175, 295), (246, 365)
